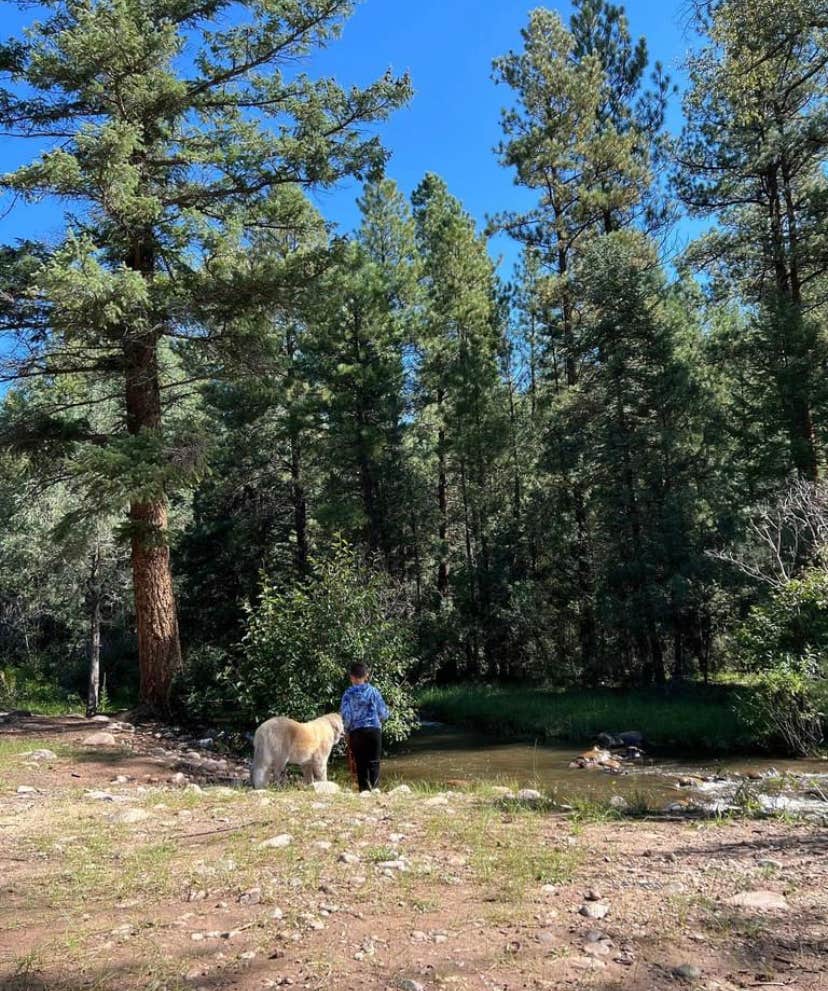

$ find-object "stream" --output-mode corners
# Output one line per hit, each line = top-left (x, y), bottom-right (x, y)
(382, 724), (828, 817)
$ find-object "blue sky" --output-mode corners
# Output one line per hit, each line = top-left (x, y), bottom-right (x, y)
(0, 0), (701, 277)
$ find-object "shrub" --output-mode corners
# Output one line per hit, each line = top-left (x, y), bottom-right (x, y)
(229, 541), (418, 741)
(732, 570), (827, 755)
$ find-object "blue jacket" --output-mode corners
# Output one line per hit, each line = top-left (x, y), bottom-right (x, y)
(340, 683), (389, 732)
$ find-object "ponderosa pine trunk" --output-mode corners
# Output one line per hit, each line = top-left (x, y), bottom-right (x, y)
(124, 240), (182, 711)
(86, 539), (102, 718)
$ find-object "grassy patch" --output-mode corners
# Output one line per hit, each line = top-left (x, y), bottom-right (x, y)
(418, 683), (758, 752)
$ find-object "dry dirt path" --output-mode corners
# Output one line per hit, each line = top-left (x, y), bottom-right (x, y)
(0, 714), (825, 991)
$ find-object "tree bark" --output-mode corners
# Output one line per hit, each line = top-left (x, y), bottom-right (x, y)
(124, 239), (182, 712)
(86, 539), (102, 718)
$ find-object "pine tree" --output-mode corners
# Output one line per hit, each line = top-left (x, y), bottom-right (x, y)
(302, 179), (418, 564)
(675, 0), (828, 482)
(0, 1), (410, 709)
(412, 173), (508, 676)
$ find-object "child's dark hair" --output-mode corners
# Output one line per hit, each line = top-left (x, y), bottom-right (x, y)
(349, 661), (368, 679)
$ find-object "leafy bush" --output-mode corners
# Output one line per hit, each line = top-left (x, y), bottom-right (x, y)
(229, 541), (418, 741)
(739, 657), (824, 756)
(732, 570), (827, 755)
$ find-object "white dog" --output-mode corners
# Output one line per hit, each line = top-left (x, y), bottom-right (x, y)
(250, 712), (344, 789)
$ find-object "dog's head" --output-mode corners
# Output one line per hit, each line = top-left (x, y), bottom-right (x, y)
(326, 712), (345, 745)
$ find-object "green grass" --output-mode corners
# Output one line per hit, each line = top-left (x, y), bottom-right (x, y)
(418, 683), (759, 752)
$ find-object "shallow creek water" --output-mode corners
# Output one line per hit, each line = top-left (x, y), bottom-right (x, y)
(382, 724), (828, 815)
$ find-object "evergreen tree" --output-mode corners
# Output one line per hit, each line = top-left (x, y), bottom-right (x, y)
(412, 173), (508, 676)
(676, 0), (828, 482)
(0, 0), (410, 709)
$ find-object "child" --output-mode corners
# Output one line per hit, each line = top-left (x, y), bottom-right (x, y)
(340, 662), (389, 792)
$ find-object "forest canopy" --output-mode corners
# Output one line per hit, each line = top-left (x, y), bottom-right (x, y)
(0, 0), (826, 753)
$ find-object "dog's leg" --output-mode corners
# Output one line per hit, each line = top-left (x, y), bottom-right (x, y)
(250, 753), (272, 790)
(300, 761), (314, 785)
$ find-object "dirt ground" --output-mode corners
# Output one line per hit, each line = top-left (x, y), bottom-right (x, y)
(0, 714), (826, 991)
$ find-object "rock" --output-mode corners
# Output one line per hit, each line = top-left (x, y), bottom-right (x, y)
(238, 887), (261, 905)
(726, 890), (789, 911)
(185, 783), (203, 794)
(110, 808), (152, 824)
(25, 749), (57, 761)
(388, 784), (412, 796)
(423, 795), (449, 807)
(395, 981), (424, 991)
(673, 963), (702, 980)
(82, 731), (118, 747)
(169, 772), (188, 787)
(609, 795), (628, 809)
(311, 781), (340, 795)
(517, 788), (542, 801)
(376, 859), (407, 871)
(583, 930), (606, 943)
(571, 956), (606, 971)
(579, 902), (610, 919)
(338, 852), (360, 864)
(259, 834), (293, 849)
(16, 785), (37, 795)
(85, 790), (118, 801)
(111, 775), (129, 784)
(757, 858), (783, 869)
(541, 883), (557, 895)
(313, 840), (332, 851)
(490, 785), (512, 796)
(584, 888), (602, 901)
(90, 714), (111, 722)
(271, 907), (284, 920)
(583, 941), (611, 957)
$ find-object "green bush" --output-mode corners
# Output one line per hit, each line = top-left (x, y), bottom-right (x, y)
(229, 541), (418, 741)
(732, 570), (827, 755)
(738, 657), (824, 756)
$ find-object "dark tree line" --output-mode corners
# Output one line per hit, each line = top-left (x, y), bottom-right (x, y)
(0, 0), (826, 709)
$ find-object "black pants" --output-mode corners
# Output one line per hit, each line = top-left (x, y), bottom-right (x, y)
(349, 727), (382, 791)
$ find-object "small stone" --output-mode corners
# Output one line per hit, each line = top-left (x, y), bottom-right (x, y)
(423, 795), (449, 807)
(90, 714), (111, 722)
(313, 840), (332, 851)
(396, 980), (424, 991)
(271, 907), (283, 919)
(571, 956), (606, 971)
(757, 858), (783, 869)
(584, 888), (602, 901)
(170, 772), (188, 786)
(583, 930), (606, 943)
(388, 784), (412, 796)
(541, 883), (556, 895)
(579, 902), (610, 919)
(111, 775), (129, 784)
(110, 808), (152, 824)
(673, 963), (702, 980)
(239, 950), (256, 960)
(517, 788), (542, 801)
(665, 852), (678, 863)
(609, 795), (628, 809)
(26, 749), (57, 761)
(185, 783), (203, 794)
(16, 785), (37, 795)
(583, 941), (611, 958)
(82, 731), (118, 746)
(259, 834), (293, 849)
(238, 887), (261, 905)
(85, 790), (118, 801)
(338, 852), (360, 864)
(726, 890), (788, 911)
(377, 859), (407, 871)
(311, 781), (340, 795)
